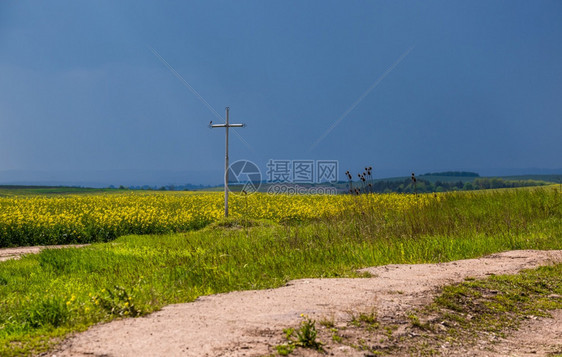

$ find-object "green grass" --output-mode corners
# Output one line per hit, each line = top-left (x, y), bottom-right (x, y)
(0, 188), (560, 355)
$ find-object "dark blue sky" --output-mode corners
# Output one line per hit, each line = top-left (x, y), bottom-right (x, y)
(0, 1), (561, 186)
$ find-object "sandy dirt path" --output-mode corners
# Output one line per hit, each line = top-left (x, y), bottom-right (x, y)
(47, 250), (562, 357)
(0, 245), (89, 262)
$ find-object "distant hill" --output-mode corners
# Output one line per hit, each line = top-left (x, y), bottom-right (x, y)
(421, 171), (480, 177)
(0, 185), (111, 196)
(1, 172), (559, 196)
(418, 172), (478, 184)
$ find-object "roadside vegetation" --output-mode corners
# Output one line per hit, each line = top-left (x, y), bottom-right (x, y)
(0, 187), (560, 355)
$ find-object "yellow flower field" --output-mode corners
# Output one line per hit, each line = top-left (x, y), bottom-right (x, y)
(0, 191), (436, 247)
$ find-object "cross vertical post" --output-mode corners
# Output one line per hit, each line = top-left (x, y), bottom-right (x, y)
(225, 107), (229, 217)
(210, 107), (245, 217)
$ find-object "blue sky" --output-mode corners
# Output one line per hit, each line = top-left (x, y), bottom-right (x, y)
(0, 1), (561, 186)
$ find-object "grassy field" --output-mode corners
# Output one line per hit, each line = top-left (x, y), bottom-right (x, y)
(0, 187), (560, 355)
(0, 190), (432, 247)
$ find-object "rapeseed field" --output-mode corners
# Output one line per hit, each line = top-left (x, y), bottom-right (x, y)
(0, 191), (435, 247)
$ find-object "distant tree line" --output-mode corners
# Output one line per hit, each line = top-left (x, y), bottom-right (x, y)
(469, 178), (547, 190)
(350, 177), (547, 194)
(109, 184), (213, 191)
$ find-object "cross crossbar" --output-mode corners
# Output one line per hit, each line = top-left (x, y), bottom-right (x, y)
(210, 107), (245, 217)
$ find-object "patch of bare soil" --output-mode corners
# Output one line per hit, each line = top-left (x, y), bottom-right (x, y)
(483, 309), (562, 357)
(437, 308), (562, 357)
(0, 245), (89, 262)
(49, 250), (562, 357)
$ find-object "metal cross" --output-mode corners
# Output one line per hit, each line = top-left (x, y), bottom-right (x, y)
(210, 107), (245, 217)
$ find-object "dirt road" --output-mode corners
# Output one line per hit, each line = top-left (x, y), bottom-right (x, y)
(48, 250), (562, 357)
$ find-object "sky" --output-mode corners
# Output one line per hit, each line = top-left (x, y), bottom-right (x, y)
(0, 1), (561, 186)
